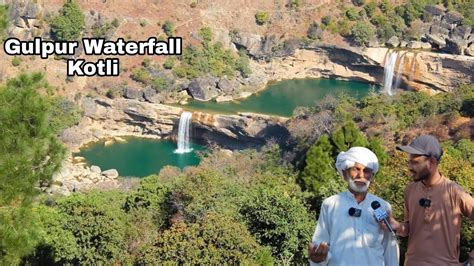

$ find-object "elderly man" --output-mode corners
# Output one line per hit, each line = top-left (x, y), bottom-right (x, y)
(308, 147), (399, 266)
(388, 135), (474, 266)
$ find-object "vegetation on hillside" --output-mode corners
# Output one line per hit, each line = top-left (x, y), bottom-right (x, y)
(0, 5), (9, 42)
(50, 0), (85, 41)
(0, 73), (81, 264)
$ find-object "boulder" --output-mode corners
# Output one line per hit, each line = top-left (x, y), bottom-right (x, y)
(426, 34), (447, 48)
(424, 5), (445, 17)
(400, 41), (408, 48)
(451, 25), (472, 40)
(386, 36), (400, 48)
(143, 87), (157, 102)
(187, 76), (219, 101)
(148, 94), (165, 104)
(443, 11), (464, 25)
(90, 165), (101, 173)
(232, 33), (263, 57)
(430, 24), (450, 36)
(444, 37), (468, 55)
(14, 17), (26, 28)
(465, 44), (474, 57)
(102, 169), (119, 178)
(217, 79), (239, 94)
(407, 41), (423, 49)
(81, 97), (97, 117)
(24, 2), (43, 19)
(124, 87), (143, 99)
(421, 42), (432, 49)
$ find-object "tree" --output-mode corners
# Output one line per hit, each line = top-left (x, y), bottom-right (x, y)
(0, 73), (67, 264)
(137, 213), (271, 265)
(240, 183), (313, 264)
(331, 120), (369, 152)
(50, 0), (85, 41)
(351, 21), (375, 46)
(301, 135), (336, 193)
(31, 192), (128, 264)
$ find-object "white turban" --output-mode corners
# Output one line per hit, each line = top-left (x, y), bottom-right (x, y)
(335, 147), (379, 176)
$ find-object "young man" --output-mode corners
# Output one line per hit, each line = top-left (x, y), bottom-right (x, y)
(308, 147), (399, 266)
(390, 135), (474, 266)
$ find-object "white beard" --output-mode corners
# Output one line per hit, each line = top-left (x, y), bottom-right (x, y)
(348, 179), (370, 193)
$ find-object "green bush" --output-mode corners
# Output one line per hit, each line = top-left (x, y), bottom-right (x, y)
(346, 7), (360, 21)
(240, 182), (313, 264)
(174, 43), (251, 79)
(32, 192), (128, 264)
(130, 67), (151, 84)
(50, 0), (85, 41)
(151, 77), (168, 91)
(322, 15), (331, 26)
(11, 57), (21, 67)
(0, 5), (10, 42)
(351, 21), (375, 46)
(137, 213), (271, 265)
(199, 26), (213, 43)
(163, 57), (176, 69)
(364, 1), (378, 17)
(162, 20), (174, 37)
(255, 11), (269, 25)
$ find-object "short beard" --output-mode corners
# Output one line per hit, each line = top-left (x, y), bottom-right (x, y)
(347, 178), (370, 193)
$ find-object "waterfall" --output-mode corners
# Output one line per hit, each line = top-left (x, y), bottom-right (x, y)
(393, 52), (406, 91)
(175, 111), (193, 154)
(383, 51), (398, 96)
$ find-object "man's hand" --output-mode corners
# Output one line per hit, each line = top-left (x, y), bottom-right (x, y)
(308, 241), (329, 263)
(377, 211), (400, 232)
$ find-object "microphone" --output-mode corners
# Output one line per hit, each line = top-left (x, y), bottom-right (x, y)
(348, 207), (362, 217)
(371, 201), (396, 236)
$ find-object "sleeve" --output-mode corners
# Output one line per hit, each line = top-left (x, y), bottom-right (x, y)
(396, 186), (410, 237)
(457, 186), (474, 220)
(382, 227), (400, 266)
(455, 185), (474, 261)
(382, 202), (400, 266)
(309, 201), (332, 266)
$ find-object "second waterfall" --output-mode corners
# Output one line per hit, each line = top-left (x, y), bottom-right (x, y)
(175, 111), (193, 154)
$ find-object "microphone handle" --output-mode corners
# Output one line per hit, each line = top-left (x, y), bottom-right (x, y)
(383, 218), (396, 237)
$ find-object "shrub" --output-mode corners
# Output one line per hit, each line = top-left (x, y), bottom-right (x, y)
(351, 21), (375, 46)
(130, 67), (151, 84)
(11, 57), (21, 66)
(163, 57), (176, 69)
(255, 11), (269, 25)
(307, 22), (322, 40)
(321, 15), (331, 26)
(199, 26), (213, 43)
(137, 213), (271, 265)
(0, 5), (9, 42)
(240, 182), (313, 264)
(364, 1), (378, 17)
(346, 7), (360, 21)
(162, 20), (174, 36)
(50, 0), (85, 41)
(151, 77), (168, 91)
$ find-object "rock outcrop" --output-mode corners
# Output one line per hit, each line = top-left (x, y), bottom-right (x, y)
(252, 45), (473, 93)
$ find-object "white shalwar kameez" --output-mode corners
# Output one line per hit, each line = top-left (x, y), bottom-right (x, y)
(309, 190), (399, 266)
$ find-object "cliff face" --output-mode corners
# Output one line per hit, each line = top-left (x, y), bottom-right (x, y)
(61, 97), (289, 152)
(253, 45), (474, 93)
